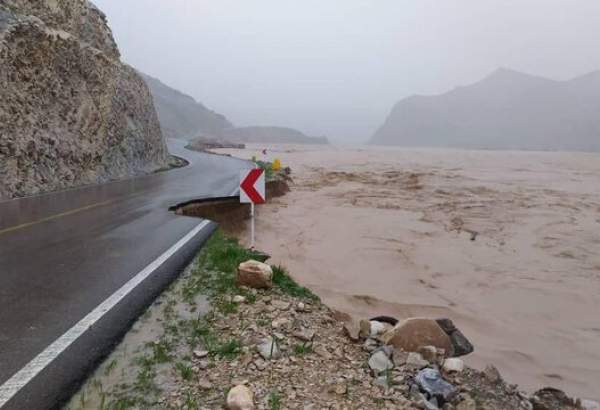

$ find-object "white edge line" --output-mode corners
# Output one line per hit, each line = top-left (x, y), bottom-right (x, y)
(0, 220), (211, 407)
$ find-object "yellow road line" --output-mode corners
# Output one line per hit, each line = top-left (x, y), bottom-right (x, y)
(0, 200), (114, 236)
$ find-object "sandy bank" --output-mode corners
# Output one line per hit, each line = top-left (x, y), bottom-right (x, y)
(215, 144), (600, 401)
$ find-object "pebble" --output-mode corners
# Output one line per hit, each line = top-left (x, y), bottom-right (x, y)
(257, 337), (281, 360)
(583, 400), (600, 410)
(483, 365), (502, 383)
(363, 338), (379, 352)
(406, 352), (430, 370)
(314, 345), (332, 360)
(442, 358), (465, 373)
(456, 395), (476, 410)
(342, 321), (361, 342)
(271, 317), (291, 329)
(368, 350), (394, 374)
(369, 320), (388, 337)
(232, 295), (246, 303)
(373, 375), (391, 390)
(193, 349), (209, 359)
(198, 379), (213, 390)
(273, 300), (291, 310)
(293, 328), (316, 342)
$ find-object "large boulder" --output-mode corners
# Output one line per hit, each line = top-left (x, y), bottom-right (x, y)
(0, 0), (169, 199)
(237, 260), (273, 289)
(380, 318), (453, 354)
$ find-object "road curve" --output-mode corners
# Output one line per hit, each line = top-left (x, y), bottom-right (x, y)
(0, 140), (253, 409)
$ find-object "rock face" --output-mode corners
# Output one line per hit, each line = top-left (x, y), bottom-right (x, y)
(371, 68), (600, 152)
(0, 0), (169, 200)
(141, 72), (233, 140)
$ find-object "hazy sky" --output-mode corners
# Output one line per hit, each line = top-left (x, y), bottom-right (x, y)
(94, 0), (600, 142)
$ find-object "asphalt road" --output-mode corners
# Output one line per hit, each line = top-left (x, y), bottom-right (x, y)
(0, 140), (253, 409)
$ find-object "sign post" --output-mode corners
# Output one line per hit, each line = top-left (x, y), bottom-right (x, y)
(240, 168), (266, 248)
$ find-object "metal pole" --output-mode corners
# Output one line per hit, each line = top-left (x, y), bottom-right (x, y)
(250, 202), (255, 249)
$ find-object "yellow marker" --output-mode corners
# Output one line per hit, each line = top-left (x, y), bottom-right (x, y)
(272, 158), (281, 171)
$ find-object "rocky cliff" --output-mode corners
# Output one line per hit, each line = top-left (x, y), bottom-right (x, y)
(371, 68), (600, 151)
(141, 72), (233, 140)
(0, 0), (169, 200)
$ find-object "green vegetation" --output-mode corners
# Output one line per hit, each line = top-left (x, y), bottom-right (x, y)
(268, 390), (282, 410)
(174, 362), (194, 381)
(212, 338), (242, 360)
(255, 160), (275, 180)
(293, 342), (313, 355)
(272, 265), (319, 300)
(72, 229), (317, 409)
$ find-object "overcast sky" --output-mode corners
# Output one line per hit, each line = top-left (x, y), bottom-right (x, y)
(94, 0), (600, 142)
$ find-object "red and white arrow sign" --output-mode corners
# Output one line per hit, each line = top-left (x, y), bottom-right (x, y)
(240, 168), (266, 204)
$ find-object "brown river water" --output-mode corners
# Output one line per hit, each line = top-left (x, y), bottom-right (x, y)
(216, 144), (600, 401)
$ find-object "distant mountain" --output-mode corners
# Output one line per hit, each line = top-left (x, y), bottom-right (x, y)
(218, 126), (329, 145)
(140, 73), (232, 140)
(371, 68), (600, 151)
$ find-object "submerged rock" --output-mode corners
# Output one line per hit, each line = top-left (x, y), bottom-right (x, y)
(582, 400), (600, 410)
(530, 388), (581, 410)
(436, 318), (474, 357)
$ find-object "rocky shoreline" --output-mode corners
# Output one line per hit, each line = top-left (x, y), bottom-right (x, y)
(67, 226), (598, 410)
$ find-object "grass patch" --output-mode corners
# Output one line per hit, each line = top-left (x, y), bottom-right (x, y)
(175, 362), (194, 381)
(81, 229), (318, 408)
(104, 359), (118, 376)
(212, 338), (242, 360)
(272, 265), (319, 300)
(293, 342), (313, 356)
(148, 339), (172, 363)
(215, 297), (239, 315)
(268, 390), (282, 410)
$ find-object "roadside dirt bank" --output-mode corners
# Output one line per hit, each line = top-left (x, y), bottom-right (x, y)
(214, 144), (600, 401)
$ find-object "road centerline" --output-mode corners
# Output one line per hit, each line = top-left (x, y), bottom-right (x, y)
(0, 200), (115, 237)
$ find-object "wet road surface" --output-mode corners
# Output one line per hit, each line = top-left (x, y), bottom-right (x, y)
(0, 140), (252, 409)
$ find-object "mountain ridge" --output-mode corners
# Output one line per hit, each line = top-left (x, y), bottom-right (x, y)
(371, 69), (600, 151)
(140, 72), (233, 140)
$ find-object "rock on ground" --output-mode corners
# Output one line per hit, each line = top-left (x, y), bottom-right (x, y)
(226, 385), (254, 410)
(381, 318), (453, 354)
(237, 260), (273, 289)
(0, 0), (169, 199)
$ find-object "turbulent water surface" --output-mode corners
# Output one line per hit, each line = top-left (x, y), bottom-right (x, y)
(217, 144), (600, 401)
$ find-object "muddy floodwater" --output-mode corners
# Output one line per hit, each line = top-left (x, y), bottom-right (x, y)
(216, 144), (600, 401)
